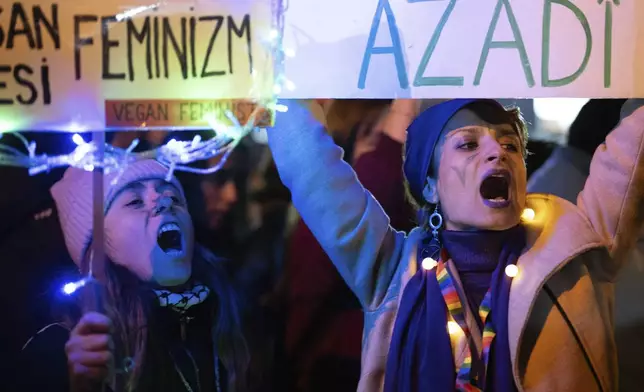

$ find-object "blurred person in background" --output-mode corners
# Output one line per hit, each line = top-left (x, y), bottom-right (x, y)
(528, 98), (643, 392)
(236, 153), (292, 392)
(524, 139), (556, 178)
(528, 99), (627, 201)
(283, 99), (415, 392)
(201, 170), (239, 232)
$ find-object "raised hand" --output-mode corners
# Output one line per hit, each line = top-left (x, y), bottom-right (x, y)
(380, 99), (421, 143)
(66, 312), (113, 392)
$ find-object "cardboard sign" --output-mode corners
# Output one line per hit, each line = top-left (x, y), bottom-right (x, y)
(281, 0), (644, 99)
(0, 0), (276, 132)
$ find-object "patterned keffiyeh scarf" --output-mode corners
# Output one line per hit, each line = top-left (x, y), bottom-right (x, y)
(153, 283), (211, 314)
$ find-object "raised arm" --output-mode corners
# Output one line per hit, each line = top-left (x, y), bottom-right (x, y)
(267, 100), (415, 310)
(577, 99), (644, 270)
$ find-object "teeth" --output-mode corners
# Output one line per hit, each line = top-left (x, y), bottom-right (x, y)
(159, 222), (180, 233)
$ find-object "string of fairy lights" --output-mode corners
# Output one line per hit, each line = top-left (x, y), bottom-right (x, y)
(0, 105), (290, 183)
(0, 0), (292, 179)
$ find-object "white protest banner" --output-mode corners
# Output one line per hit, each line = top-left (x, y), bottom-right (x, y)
(0, 0), (277, 132)
(280, 0), (644, 98)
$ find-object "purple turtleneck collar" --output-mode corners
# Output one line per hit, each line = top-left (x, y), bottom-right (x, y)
(440, 226), (524, 327)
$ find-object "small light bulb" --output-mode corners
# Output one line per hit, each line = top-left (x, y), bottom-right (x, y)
(284, 48), (296, 57)
(268, 29), (279, 40)
(521, 208), (535, 222)
(285, 80), (296, 91)
(72, 134), (85, 145)
(274, 104), (289, 113)
(71, 143), (94, 163)
(61, 278), (88, 295)
(62, 282), (77, 295)
(421, 257), (437, 270)
(447, 321), (461, 335)
(505, 264), (519, 278)
(0, 120), (11, 134)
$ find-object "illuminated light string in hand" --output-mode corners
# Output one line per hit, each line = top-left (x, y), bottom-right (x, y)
(0, 104), (288, 182)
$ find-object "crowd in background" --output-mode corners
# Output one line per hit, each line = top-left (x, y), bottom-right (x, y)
(0, 98), (642, 391)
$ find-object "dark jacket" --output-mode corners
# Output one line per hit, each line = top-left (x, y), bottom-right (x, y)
(16, 299), (227, 392)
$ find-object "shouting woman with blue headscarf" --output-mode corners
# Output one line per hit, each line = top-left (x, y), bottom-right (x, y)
(268, 98), (644, 392)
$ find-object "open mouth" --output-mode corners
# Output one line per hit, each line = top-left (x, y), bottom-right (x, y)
(157, 222), (184, 256)
(479, 170), (511, 208)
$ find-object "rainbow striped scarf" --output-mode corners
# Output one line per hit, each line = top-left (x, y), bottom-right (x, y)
(384, 225), (525, 392)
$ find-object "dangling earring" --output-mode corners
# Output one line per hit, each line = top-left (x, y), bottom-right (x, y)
(421, 204), (443, 260)
(428, 204), (443, 239)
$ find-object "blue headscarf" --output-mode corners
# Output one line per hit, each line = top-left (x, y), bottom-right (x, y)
(403, 99), (505, 205)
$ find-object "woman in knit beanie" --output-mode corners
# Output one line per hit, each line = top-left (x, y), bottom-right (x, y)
(268, 98), (644, 392)
(18, 159), (248, 392)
